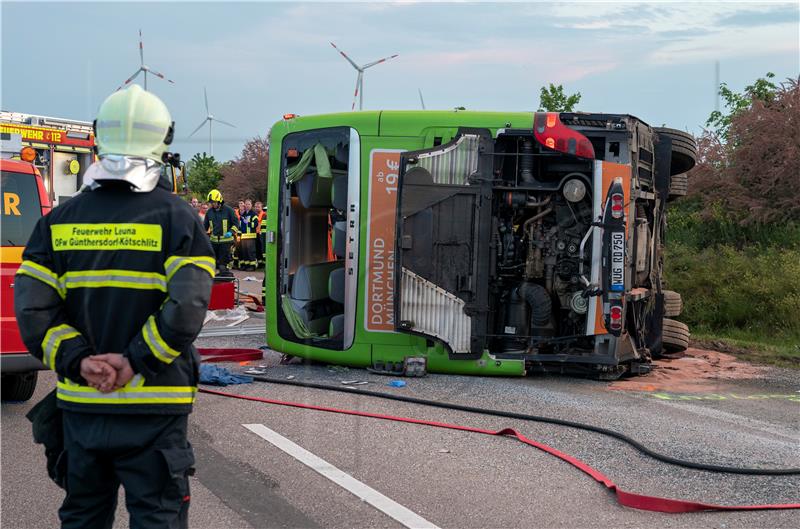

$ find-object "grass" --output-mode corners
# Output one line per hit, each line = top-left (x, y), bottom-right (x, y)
(689, 328), (800, 369)
(664, 200), (800, 368)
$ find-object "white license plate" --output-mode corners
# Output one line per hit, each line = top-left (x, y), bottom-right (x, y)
(610, 231), (625, 291)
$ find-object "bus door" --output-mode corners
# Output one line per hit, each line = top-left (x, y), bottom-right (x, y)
(276, 127), (360, 351)
(393, 129), (494, 357)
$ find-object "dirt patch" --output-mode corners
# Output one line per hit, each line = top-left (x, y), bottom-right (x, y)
(609, 347), (768, 393)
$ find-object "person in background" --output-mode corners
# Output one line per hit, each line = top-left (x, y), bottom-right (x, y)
(254, 201), (266, 268)
(14, 84), (214, 529)
(190, 197), (200, 213)
(238, 199), (259, 272)
(204, 189), (240, 276)
(199, 202), (208, 220)
(232, 200), (246, 269)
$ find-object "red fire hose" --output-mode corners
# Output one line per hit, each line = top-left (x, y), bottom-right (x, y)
(197, 348), (800, 513)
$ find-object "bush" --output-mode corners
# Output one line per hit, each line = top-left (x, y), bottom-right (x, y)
(665, 242), (800, 336)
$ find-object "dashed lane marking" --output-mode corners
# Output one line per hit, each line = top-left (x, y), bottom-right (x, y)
(243, 423), (441, 529)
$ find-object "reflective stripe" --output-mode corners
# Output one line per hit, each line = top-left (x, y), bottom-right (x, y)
(57, 380), (196, 405)
(61, 269), (167, 292)
(211, 236), (234, 243)
(240, 233), (257, 239)
(16, 261), (65, 298)
(132, 121), (167, 134)
(164, 255), (216, 281)
(41, 324), (81, 369)
(222, 219), (228, 233)
(142, 315), (181, 364)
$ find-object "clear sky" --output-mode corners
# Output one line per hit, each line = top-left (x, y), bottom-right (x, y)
(2, 1), (798, 162)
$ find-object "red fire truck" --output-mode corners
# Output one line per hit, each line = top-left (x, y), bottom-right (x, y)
(0, 111), (95, 206)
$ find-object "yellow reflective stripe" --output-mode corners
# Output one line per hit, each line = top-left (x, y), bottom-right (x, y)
(41, 324), (81, 369)
(51, 223), (162, 252)
(61, 269), (167, 292)
(164, 255), (216, 281)
(142, 315), (181, 364)
(16, 261), (66, 298)
(222, 219), (228, 233)
(56, 381), (196, 405)
(240, 233), (257, 239)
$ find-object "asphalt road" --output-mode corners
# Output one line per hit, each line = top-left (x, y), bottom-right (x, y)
(2, 335), (798, 529)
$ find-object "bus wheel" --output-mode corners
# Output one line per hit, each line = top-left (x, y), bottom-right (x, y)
(663, 290), (683, 317)
(668, 173), (688, 201)
(655, 127), (697, 175)
(663, 319), (690, 353)
(1, 371), (38, 402)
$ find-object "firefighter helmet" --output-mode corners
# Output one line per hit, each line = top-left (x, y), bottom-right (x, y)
(94, 84), (174, 163)
(207, 189), (223, 203)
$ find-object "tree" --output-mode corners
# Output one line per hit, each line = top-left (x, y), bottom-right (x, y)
(219, 136), (269, 203)
(706, 72), (778, 140)
(186, 153), (222, 199)
(538, 83), (581, 112)
(689, 77), (799, 225)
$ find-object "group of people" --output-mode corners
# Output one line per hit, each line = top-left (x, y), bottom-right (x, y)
(198, 190), (266, 274)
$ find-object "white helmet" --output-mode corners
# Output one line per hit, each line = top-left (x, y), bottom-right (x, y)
(84, 85), (175, 192)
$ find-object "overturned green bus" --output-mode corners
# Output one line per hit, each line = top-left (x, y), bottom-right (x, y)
(264, 110), (694, 378)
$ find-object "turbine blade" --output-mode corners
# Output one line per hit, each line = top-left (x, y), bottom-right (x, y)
(117, 68), (142, 91)
(418, 88), (426, 110)
(362, 53), (399, 69)
(330, 41), (360, 70)
(204, 87), (209, 114)
(189, 119), (209, 138)
(212, 118), (236, 128)
(148, 68), (175, 84)
(139, 29), (144, 66)
(351, 72), (361, 111)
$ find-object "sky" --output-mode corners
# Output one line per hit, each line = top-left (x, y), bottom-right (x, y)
(2, 1), (798, 162)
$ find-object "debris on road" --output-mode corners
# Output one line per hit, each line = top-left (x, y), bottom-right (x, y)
(200, 364), (254, 386)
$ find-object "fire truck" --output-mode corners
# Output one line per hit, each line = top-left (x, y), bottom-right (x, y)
(0, 111), (95, 206)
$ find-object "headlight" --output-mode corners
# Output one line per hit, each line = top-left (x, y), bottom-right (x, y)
(563, 178), (586, 203)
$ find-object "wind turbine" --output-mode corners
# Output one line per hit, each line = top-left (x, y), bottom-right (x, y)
(189, 87), (236, 156)
(418, 88), (426, 110)
(117, 29), (174, 91)
(330, 42), (399, 111)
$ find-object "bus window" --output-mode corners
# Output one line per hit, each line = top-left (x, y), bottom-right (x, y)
(277, 127), (357, 350)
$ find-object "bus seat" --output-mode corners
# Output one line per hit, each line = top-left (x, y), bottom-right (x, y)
(332, 221), (346, 259)
(328, 267), (345, 304)
(297, 170), (333, 209)
(288, 261), (343, 335)
(327, 266), (346, 340)
(331, 172), (347, 212)
(329, 314), (344, 339)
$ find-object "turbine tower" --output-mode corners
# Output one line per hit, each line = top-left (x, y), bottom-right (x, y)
(189, 87), (236, 156)
(418, 88), (426, 110)
(117, 29), (174, 91)
(330, 42), (398, 111)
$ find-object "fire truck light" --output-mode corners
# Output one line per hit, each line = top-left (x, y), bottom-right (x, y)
(20, 146), (36, 162)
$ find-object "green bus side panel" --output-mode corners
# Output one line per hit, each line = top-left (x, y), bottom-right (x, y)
(265, 111), (536, 376)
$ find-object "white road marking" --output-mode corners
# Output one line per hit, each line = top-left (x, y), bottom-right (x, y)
(243, 423), (441, 529)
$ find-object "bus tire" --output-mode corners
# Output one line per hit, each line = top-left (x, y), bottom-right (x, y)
(663, 318), (690, 353)
(668, 173), (688, 201)
(1, 371), (38, 402)
(663, 290), (683, 317)
(655, 127), (697, 176)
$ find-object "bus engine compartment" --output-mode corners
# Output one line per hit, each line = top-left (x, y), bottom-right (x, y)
(394, 113), (693, 377)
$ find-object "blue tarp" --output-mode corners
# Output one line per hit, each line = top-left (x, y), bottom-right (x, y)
(199, 364), (253, 386)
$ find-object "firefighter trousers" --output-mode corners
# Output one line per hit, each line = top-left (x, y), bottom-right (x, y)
(59, 411), (193, 529)
(238, 237), (258, 269)
(211, 241), (233, 272)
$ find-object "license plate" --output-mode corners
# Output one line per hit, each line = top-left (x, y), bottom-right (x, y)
(610, 231), (625, 291)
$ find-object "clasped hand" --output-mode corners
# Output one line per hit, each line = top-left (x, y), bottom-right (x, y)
(80, 354), (135, 393)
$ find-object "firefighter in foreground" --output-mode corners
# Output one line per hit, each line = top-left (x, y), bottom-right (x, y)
(14, 84), (214, 529)
(203, 188), (239, 276)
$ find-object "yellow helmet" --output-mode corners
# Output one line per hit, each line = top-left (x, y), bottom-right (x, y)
(207, 189), (223, 202)
(94, 84), (173, 163)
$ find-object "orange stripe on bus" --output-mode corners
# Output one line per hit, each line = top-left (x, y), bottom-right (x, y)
(0, 247), (24, 264)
